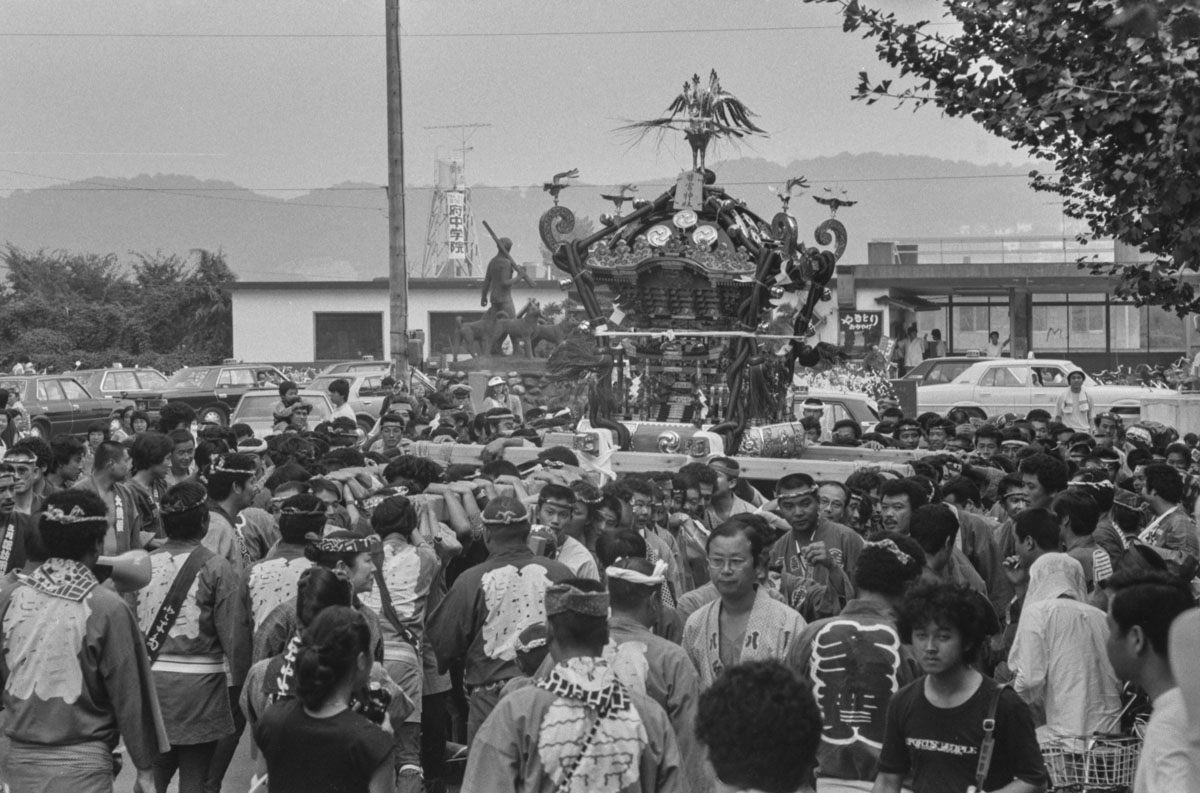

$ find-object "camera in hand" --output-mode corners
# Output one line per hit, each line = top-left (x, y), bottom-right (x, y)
(351, 681), (393, 725)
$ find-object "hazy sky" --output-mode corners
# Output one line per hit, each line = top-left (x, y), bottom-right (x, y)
(0, 0), (1029, 197)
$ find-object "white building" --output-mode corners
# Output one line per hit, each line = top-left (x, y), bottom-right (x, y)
(229, 278), (569, 365)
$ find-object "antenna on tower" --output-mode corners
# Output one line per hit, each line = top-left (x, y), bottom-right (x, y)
(421, 123), (492, 278)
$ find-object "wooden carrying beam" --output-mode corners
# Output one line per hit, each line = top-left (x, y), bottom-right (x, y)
(407, 441), (914, 482)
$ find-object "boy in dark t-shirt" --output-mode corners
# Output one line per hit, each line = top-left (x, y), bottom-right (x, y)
(875, 581), (1046, 793)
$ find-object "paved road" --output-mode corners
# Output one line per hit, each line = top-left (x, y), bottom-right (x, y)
(111, 732), (255, 793)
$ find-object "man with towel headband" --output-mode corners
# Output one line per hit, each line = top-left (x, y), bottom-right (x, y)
(464, 579), (684, 793)
(0, 491), (169, 793)
(426, 497), (572, 741)
(134, 481), (251, 793)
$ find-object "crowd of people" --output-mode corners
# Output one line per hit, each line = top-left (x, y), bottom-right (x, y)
(1, 374), (1200, 793)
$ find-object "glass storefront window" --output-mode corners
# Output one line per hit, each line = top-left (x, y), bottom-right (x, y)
(1032, 305), (1068, 351)
(1068, 305), (1107, 349)
(952, 304), (1009, 353)
(925, 295), (1183, 358)
(923, 307), (949, 350)
(1147, 305), (1186, 352)
(1109, 304), (1142, 350)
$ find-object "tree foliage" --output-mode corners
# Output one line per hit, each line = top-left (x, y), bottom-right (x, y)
(0, 245), (236, 372)
(809, 0), (1200, 313)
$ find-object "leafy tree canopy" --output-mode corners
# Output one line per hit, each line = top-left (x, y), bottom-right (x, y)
(0, 245), (236, 372)
(808, 0), (1200, 313)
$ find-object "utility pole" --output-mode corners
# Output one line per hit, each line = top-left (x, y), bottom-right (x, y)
(386, 0), (409, 382)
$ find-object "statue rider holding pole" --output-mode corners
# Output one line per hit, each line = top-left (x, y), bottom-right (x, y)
(480, 222), (534, 354)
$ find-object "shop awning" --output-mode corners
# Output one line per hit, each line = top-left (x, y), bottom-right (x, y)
(875, 292), (943, 312)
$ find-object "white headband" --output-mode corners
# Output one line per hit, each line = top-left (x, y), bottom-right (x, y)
(515, 636), (547, 653)
(605, 558), (668, 586)
(864, 538), (914, 566)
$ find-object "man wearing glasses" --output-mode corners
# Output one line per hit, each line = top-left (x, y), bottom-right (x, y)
(683, 519), (806, 689)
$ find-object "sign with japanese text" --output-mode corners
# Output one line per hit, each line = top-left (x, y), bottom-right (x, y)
(446, 191), (466, 261)
(839, 311), (882, 332)
(839, 310), (885, 357)
(673, 171), (704, 210)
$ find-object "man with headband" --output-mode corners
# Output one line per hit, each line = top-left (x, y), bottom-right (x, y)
(705, 457), (755, 527)
(0, 462), (38, 575)
(0, 491), (168, 793)
(6, 441), (47, 517)
(607, 556), (709, 793)
(534, 484), (599, 580)
(205, 453), (281, 792)
(786, 533), (927, 793)
(479, 406), (535, 464)
(426, 496), (572, 741)
(134, 481), (251, 793)
(203, 452), (260, 570)
(463, 579), (684, 793)
(252, 529), (385, 664)
(768, 472), (865, 618)
(359, 494), (440, 793)
(240, 493), (325, 631)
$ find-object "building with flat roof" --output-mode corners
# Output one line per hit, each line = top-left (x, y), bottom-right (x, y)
(838, 237), (1193, 372)
(229, 277), (567, 366)
(229, 236), (1193, 373)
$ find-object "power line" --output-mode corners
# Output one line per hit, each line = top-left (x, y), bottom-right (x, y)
(0, 170), (1045, 195)
(0, 23), (958, 40)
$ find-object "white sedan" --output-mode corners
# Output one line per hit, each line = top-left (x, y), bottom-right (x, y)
(917, 358), (1150, 423)
(230, 389), (334, 437)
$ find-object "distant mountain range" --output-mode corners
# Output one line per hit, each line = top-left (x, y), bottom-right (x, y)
(0, 153), (1080, 282)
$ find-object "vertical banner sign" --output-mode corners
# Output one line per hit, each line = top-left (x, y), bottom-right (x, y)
(446, 191), (466, 261)
(673, 171), (704, 210)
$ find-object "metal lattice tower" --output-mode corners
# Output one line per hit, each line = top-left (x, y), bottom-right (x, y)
(420, 123), (491, 278)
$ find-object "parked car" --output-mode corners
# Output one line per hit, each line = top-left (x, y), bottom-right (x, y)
(319, 358), (392, 376)
(789, 389), (880, 434)
(230, 389), (333, 438)
(901, 356), (999, 386)
(305, 371), (394, 432)
(74, 367), (169, 414)
(0, 375), (131, 439)
(160, 363), (287, 427)
(916, 358), (1149, 423)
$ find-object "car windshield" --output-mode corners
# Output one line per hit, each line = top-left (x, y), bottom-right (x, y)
(307, 376), (340, 392)
(929, 361), (977, 384)
(902, 360), (937, 380)
(165, 368), (212, 388)
(236, 394), (332, 421)
(137, 371), (168, 389)
(103, 370), (142, 392)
